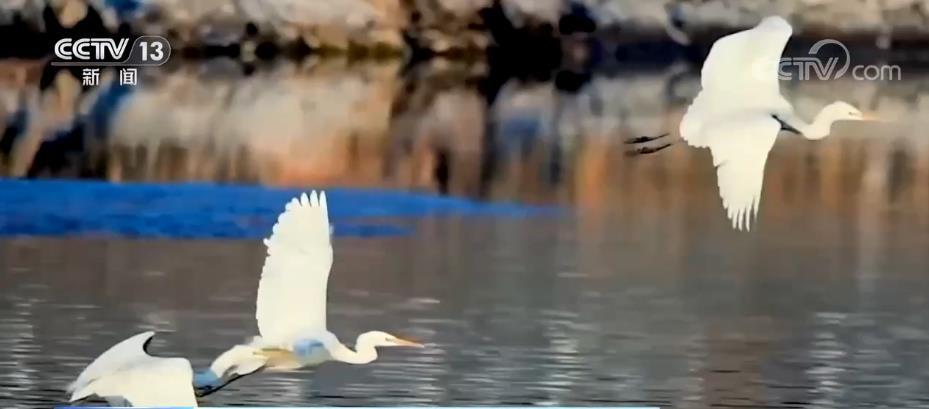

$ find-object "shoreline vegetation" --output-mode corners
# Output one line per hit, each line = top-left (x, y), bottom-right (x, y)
(2, 0), (929, 63)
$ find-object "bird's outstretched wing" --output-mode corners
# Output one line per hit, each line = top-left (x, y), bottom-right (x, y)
(256, 191), (333, 346)
(67, 331), (156, 400)
(703, 115), (781, 231)
(68, 331), (197, 407)
(674, 17), (793, 231)
(680, 17), (794, 146)
(700, 16), (792, 99)
(114, 359), (197, 407)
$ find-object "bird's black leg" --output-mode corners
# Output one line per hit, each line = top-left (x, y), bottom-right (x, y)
(195, 366), (267, 398)
(624, 132), (674, 157)
(624, 133), (668, 145)
(625, 142), (673, 157)
(67, 397), (91, 406)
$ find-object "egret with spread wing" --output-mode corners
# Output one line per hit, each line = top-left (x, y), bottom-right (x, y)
(67, 331), (198, 407)
(194, 191), (423, 396)
(628, 16), (875, 231)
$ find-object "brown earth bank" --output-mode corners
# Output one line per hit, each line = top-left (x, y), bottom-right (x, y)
(2, 0), (929, 59)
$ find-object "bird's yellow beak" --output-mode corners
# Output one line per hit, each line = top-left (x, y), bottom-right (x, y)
(393, 337), (425, 348)
(861, 112), (882, 121)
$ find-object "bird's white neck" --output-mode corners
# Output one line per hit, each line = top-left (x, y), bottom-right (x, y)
(792, 108), (842, 140)
(331, 334), (378, 365)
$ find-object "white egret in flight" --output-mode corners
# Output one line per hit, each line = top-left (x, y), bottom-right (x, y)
(628, 16), (875, 231)
(67, 331), (199, 407)
(194, 191), (424, 396)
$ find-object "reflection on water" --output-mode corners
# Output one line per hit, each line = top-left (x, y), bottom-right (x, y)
(1, 56), (929, 408)
(1, 58), (927, 225)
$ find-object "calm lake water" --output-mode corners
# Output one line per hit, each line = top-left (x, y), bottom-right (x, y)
(1, 56), (929, 408)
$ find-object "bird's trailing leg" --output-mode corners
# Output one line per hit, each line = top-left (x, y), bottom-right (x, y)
(194, 366), (266, 398)
(624, 133), (668, 145)
(67, 396), (92, 406)
(626, 143), (673, 156)
(624, 133), (673, 157)
(194, 343), (270, 397)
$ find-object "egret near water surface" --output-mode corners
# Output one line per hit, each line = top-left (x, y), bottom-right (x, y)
(194, 191), (425, 396)
(67, 331), (199, 407)
(629, 16), (878, 231)
(67, 192), (425, 406)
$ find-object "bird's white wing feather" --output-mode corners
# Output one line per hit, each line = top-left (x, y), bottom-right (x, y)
(106, 358), (196, 407)
(256, 191), (333, 346)
(700, 16), (792, 99)
(67, 331), (155, 400)
(68, 331), (197, 407)
(703, 115), (781, 231)
(681, 16), (793, 148)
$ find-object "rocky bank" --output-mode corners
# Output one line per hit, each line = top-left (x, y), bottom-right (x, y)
(2, 0), (929, 56)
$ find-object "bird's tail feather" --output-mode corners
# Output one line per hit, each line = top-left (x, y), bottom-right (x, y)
(67, 382), (95, 403)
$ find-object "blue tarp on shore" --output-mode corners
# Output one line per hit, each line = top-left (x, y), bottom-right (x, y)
(0, 179), (558, 239)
